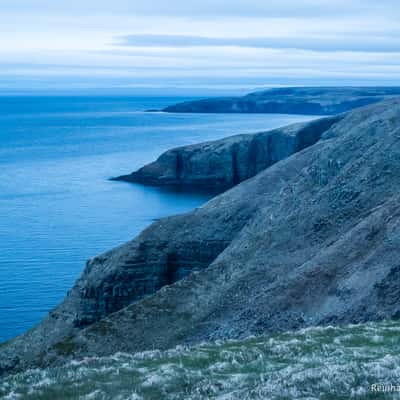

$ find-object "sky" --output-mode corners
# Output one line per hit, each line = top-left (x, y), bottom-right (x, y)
(1, 0), (400, 93)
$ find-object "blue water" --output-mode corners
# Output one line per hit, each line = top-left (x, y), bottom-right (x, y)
(0, 94), (317, 343)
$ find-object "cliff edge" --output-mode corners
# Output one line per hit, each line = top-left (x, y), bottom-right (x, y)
(114, 116), (342, 189)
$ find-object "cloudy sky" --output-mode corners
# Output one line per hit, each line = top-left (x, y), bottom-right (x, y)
(2, 0), (400, 92)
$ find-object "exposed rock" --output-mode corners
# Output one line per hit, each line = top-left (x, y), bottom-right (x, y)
(2, 98), (400, 375)
(114, 116), (342, 188)
(163, 86), (400, 115)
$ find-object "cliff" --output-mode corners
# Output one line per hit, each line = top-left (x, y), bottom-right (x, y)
(2, 98), (400, 375)
(163, 86), (400, 115)
(114, 116), (342, 188)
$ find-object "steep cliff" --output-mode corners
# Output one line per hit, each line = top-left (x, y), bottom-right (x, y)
(115, 116), (342, 188)
(2, 98), (400, 375)
(163, 86), (400, 115)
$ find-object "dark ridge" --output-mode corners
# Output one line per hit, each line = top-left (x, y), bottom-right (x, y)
(231, 144), (240, 185)
(294, 115), (342, 151)
(176, 151), (184, 180)
(246, 137), (259, 178)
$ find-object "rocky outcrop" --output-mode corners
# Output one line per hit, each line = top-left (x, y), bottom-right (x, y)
(114, 116), (342, 189)
(163, 86), (400, 115)
(2, 98), (400, 375)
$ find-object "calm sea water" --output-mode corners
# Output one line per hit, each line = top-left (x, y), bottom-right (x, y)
(0, 94), (316, 343)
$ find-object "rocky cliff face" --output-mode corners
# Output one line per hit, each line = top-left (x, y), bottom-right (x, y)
(2, 98), (400, 375)
(115, 116), (342, 189)
(163, 86), (400, 115)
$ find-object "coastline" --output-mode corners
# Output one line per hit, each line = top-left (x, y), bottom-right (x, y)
(2, 97), (400, 376)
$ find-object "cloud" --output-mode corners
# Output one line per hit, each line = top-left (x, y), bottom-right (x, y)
(118, 34), (400, 53)
(1, 0), (400, 89)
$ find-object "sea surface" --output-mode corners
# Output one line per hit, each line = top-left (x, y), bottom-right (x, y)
(1, 320), (399, 399)
(0, 94), (317, 343)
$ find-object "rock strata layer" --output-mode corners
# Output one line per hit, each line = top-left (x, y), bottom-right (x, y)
(2, 99), (400, 375)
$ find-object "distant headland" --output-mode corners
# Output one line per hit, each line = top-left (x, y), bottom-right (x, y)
(161, 86), (400, 115)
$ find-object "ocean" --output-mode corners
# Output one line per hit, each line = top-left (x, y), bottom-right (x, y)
(0, 94), (316, 343)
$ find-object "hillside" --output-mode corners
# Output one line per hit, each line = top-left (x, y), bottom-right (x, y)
(1, 98), (400, 375)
